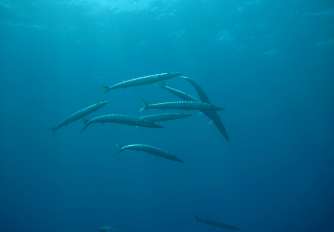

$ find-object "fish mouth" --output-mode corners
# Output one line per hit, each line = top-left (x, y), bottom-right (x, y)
(101, 101), (109, 105)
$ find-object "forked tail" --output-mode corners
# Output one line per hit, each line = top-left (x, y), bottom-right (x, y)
(139, 98), (148, 112)
(82, 118), (89, 125)
(99, 86), (110, 95)
(155, 81), (166, 88)
(115, 145), (123, 155)
(193, 214), (200, 222)
(80, 119), (89, 133)
(49, 127), (56, 135)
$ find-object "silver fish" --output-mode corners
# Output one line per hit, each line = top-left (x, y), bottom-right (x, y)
(99, 72), (182, 95)
(49, 101), (109, 135)
(99, 225), (115, 232)
(181, 76), (212, 104)
(139, 113), (192, 122)
(139, 99), (225, 112)
(80, 114), (163, 133)
(115, 144), (184, 163)
(193, 214), (241, 230)
(155, 81), (199, 102)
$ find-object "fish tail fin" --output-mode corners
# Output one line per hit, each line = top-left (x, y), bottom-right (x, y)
(115, 145), (123, 155)
(98, 86), (110, 95)
(79, 119), (89, 133)
(193, 214), (199, 222)
(49, 127), (56, 135)
(139, 98), (148, 112)
(155, 81), (166, 88)
(80, 125), (88, 133)
(81, 118), (89, 125)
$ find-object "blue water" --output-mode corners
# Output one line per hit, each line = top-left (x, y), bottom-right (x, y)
(1, 1), (334, 232)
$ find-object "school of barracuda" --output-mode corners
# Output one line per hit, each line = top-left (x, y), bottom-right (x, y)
(50, 72), (242, 230)
(50, 72), (229, 163)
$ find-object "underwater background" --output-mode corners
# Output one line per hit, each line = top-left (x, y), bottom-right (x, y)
(0, 0), (334, 232)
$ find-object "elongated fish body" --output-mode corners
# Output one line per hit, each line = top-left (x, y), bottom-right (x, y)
(99, 226), (115, 232)
(180, 76), (230, 142)
(99, 72), (182, 95)
(193, 214), (241, 230)
(181, 76), (212, 104)
(139, 99), (225, 112)
(49, 101), (109, 135)
(155, 81), (199, 102)
(80, 114), (163, 133)
(139, 113), (192, 122)
(115, 144), (184, 163)
(157, 82), (229, 141)
(156, 83), (217, 122)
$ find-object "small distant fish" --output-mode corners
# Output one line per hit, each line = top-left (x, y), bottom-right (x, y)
(315, 39), (334, 46)
(80, 114), (163, 133)
(263, 49), (279, 56)
(49, 101), (109, 135)
(193, 214), (241, 230)
(99, 225), (115, 232)
(99, 72), (182, 95)
(139, 99), (225, 112)
(139, 113), (192, 122)
(115, 144), (184, 163)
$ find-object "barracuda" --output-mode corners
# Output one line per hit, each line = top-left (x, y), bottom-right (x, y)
(181, 76), (212, 103)
(99, 72), (182, 95)
(193, 214), (241, 230)
(115, 144), (184, 163)
(99, 225), (115, 232)
(155, 81), (199, 102)
(139, 113), (192, 122)
(80, 114), (163, 133)
(180, 76), (229, 142)
(139, 99), (225, 112)
(49, 101), (109, 135)
(157, 83), (229, 141)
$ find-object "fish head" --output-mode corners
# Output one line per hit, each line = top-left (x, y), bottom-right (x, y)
(98, 101), (109, 107)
